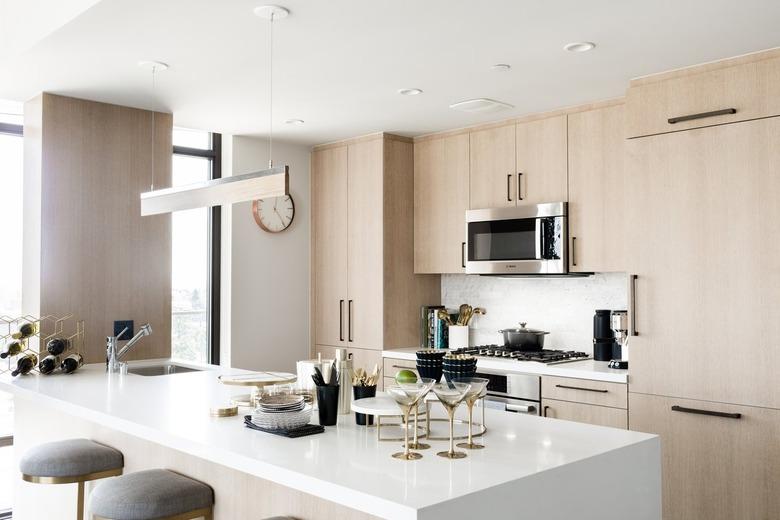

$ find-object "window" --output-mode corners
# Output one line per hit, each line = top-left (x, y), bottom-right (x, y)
(171, 128), (221, 364)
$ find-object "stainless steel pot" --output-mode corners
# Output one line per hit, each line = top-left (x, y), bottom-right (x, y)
(498, 322), (550, 351)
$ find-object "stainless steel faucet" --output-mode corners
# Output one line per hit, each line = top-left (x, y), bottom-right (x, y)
(106, 323), (153, 373)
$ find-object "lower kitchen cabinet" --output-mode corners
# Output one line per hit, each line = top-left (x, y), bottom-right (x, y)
(629, 392), (780, 520)
(542, 398), (627, 429)
(314, 345), (384, 388)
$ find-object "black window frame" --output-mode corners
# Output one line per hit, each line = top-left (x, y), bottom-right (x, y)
(0, 123), (22, 137)
(172, 133), (222, 365)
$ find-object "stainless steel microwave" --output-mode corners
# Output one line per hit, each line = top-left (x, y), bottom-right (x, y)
(465, 202), (568, 275)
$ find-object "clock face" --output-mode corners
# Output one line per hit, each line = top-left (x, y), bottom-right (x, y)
(252, 195), (295, 233)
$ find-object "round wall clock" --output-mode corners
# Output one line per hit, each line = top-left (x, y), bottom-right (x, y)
(252, 195), (295, 233)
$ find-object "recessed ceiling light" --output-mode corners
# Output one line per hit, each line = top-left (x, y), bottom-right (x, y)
(253, 5), (290, 19)
(137, 61), (169, 71)
(285, 119), (304, 125)
(398, 88), (423, 96)
(491, 64), (511, 71)
(563, 42), (596, 53)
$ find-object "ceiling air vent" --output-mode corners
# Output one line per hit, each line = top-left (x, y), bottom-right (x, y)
(449, 98), (514, 114)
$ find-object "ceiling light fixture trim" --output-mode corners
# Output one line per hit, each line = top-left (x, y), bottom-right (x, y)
(285, 119), (304, 125)
(563, 41), (596, 53)
(398, 88), (423, 96)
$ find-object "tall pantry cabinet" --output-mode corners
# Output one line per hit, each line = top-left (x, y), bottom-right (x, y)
(311, 133), (440, 374)
(624, 52), (780, 520)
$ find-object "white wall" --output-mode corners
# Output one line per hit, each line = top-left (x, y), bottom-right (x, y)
(441, 273), (627, 353)
(226, 136), (310, 372)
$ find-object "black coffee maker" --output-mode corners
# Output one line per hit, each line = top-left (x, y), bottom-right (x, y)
(593, 309), (617, 361)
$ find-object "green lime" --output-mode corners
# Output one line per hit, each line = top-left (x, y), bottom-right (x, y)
(395, 369), (417, 384)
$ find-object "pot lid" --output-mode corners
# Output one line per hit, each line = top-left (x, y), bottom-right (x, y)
(501, 322), (549, 334)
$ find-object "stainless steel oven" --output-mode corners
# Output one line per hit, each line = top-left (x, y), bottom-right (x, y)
(475, 370), (540, 415)
(465, 202), (567, 275)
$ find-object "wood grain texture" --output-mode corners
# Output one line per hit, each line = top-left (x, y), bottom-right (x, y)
(26, 93), (172, 362)
(14, 396), (379, 520)
(515, 115), (568, 204)
(624, 117), (780, 409)
(629, 392), (780, 520)
(626, 54), (780, 138)
(542, 398), (627, 429)
(541, 375), (627, 409)
(469, 124), (516, 210)
(312, 145), (348, 348)
(567, 104), (626, 272)
(413, 133), (469, 274)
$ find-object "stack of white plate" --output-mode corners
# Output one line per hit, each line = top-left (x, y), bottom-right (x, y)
(252, 395), (312, 430)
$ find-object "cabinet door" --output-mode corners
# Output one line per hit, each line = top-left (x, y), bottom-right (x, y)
(469, 125), (516, 210)
(346, 139), (384, 350)
(629, 393), (780, 520)
(568, 105), (626, 272)
(315, 345), (384, 388)
(542, 399), (627, 429)
(312, 146), (348, 347)
(413, 134), (470, 273)
(625, 118), (780, 409)
(515, 115), (567, 204)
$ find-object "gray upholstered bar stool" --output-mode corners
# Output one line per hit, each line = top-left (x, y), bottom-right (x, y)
(20, 438), (124, 520)
(89, 469), (214, 520)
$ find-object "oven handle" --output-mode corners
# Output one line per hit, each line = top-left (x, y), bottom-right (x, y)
(506, 403), (536, 414)
(535, 218), (542, 260)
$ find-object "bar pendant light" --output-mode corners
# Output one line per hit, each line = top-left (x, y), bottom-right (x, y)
(140, 5), (290, 216)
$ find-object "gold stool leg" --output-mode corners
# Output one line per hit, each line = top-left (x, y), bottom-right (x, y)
(77, 480), (85, 520)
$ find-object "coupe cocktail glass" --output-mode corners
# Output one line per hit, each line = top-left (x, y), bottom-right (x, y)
(386, 378), (436, 460)
(454, 377), (489, 449)
(431, 382), (472, 459)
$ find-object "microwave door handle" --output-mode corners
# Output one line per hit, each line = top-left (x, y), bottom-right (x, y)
(535, 218), (542, 260)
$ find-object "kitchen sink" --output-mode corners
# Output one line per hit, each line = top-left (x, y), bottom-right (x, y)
(126, 363), (203, 376)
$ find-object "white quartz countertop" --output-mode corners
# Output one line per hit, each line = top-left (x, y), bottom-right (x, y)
(0, 362), (656, 519)
(382, 348), (629, 383)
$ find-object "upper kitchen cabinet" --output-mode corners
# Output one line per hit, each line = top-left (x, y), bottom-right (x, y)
(515, 115), (568, 204)
(626, 50), (780, 138)
(567, 103), (626, 272)
(469, 125), (515, 209)
(312, 134), (439, 352)
(624, 117), (780, 410)
(413, 133), (469, 274)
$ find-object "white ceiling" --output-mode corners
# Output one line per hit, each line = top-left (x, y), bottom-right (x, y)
(1, 0), (780, 145)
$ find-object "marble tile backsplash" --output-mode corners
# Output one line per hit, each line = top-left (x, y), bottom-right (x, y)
(441, 273), (628, 354)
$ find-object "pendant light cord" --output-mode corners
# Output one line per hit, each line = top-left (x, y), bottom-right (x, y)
(268, 12), (274, 168)
(150, 65), (157, 191)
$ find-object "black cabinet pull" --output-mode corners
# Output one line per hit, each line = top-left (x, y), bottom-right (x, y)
(630, 274), (639, 336)
(517, 172), (524, 201)
(506, 174), (513, 202)
(461, 242), (466, 268)
(571, 236), (577, 267)
(555, 384), (608, 393)
(339, 300), (345, 341)
(543, 405), (550, 417)
(667, 108), (736, 125)
(671, 405), (742, 419)
(348, 300), (354, 342)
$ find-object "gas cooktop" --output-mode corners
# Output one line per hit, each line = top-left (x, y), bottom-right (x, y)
(452, 345), (591, 365)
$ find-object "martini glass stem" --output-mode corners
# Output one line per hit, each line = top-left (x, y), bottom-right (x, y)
(402, 407), (411, 458)
(413, 405), (419, 445)
(447, 406), (456, 455)
(467, 401), (474, 445)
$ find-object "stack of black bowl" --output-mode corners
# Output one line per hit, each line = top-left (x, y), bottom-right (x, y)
(442, 354), (477, 382)
(416, 350), (447, 382)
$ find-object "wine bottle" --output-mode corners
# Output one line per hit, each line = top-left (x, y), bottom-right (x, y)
(12, 353), (38, 376)
(0, 341), (23, 359)
(12, 322), (38, 340)
(46, 337), (69, 356)
(60, 353), (84, 374)
(38, 355), (60, 375)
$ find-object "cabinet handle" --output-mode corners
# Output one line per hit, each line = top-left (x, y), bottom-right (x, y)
(671, 405), (742, 419)
(339, 300), (345, 341)
(555, 384), (608, 393)
(507, 403), (536, 414)
(571, 236), (577, 267)
(667, 108), (736, 125)
(391, 365), (416, 370)
(506, 174), (513, 202)
(543, 405), (550, 417)
(630, 274), (639, 336)
(517, 172), (523, 201)
(348, 300), (354, 342)
(461, 242), (466, 268)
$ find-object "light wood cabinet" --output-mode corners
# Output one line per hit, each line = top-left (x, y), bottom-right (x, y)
(542, 399), (627, 429)
(629, 393), (780, 520)
(626, 52), (780, 138)
(469, 125), (515, 210)
(542, 375), (627, 409)
(624, 117), (780, 409)
(515, 115), (568, 204)
(567, 104), (626, 272)
(312, 134), (439, 354)
(413, 133), (469, 273)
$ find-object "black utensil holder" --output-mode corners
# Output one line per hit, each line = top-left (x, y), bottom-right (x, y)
(316, 385), (340, 426)
(352, 385), (376, 425)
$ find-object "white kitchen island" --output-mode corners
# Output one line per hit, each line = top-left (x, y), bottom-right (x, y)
(0, 363), (661, 520)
